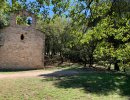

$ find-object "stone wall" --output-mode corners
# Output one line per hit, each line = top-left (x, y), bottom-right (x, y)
(0, 11), (45, 70)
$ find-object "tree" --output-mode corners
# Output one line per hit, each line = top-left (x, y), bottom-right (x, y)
(37, 16), (68, 63)
(50, 0), (130, 71)
(0, 0), (10, 29)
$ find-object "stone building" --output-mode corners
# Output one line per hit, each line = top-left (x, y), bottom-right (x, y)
(0, 10), (45, 70)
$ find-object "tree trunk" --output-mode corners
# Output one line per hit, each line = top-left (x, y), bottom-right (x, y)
(89, 57), (93, 67)
(83, 58), (87, 68)
(60, 55), (64, 64)
(59, 52), (64, 65)
(123, 68), (126, 72)
(114, 61), (120, 71)
(107, 64), (111, 71)
(84, 62), (87, 68)
(123, 61), (126, 72)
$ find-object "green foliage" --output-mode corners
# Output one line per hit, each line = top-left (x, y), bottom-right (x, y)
(0, 1), (10, 28)
(37, 16), (68, 56)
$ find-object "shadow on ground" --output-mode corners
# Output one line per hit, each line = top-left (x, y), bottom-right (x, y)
(39, 68), (130, 96)
(0, 68), (38, 72)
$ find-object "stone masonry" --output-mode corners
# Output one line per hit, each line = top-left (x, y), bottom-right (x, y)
(0, 10), (45, 70)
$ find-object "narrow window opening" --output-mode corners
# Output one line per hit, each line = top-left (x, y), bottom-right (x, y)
(26, 17), (32, 25)
(21, 34), (24, 40)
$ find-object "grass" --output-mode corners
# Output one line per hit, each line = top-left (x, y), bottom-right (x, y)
(0, 69), (130, 100)
(0, 63), (81, 74)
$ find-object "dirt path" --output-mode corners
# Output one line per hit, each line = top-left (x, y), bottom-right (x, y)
(0, 69), (79, 79)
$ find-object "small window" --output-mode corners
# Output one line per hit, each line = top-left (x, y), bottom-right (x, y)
(21, 34), (24, 40)
(26, 17), (32, 25)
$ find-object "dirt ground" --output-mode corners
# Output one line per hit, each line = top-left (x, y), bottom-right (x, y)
(0, 69), (79, 79)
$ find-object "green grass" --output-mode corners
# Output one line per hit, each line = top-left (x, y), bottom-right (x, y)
(0, 71), (130, 100)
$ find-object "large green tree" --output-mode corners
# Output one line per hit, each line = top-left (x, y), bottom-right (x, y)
(37, 16), (68, 63)
(51, 0), (130, 70)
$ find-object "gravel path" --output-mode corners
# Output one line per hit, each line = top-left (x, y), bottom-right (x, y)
(0, 69), (79, 79)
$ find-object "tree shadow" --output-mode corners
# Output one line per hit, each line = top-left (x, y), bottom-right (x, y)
(39, 69), (80, 77)
(0, 68), (39, 72)
(39, 68), (130, 96)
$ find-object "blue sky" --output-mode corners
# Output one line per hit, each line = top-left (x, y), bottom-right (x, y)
(8, 0), (54, 17)
(7, 0), (90, 18)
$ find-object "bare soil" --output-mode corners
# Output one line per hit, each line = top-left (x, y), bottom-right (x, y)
(0, 68), (79, 79)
